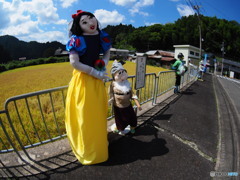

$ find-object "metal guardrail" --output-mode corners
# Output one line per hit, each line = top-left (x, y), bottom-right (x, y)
(0, 68), (198, 157)
(0, 86), (68, 154)
(106, 73), (157, 120)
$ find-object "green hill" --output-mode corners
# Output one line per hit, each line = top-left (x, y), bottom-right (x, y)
(0, 35), (65, 63)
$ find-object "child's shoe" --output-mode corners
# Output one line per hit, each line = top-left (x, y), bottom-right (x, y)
(113, 127), (119, 133)
(130, 127), (135, 134)
(119, 131), (127, 135)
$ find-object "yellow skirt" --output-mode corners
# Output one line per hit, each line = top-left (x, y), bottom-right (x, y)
(65, 69), (108, 165)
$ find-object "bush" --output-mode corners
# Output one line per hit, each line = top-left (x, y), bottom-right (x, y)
(44, 57), (57, 64)
(3, 56), (69, 72)
(37, 58), (45, 64)
(0, 64), (6, 72)
(6, 62), (19, 70)
(55, 57), (67, 63)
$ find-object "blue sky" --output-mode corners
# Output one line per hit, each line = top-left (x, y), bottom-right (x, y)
(0, 0), (239, 44)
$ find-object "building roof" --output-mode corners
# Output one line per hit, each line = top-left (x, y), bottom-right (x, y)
(146, 50), (160, 56)
(159, 51), (174, 57)
(224, 59), (240, 67)
(148, 55), (162, 59)
(174, 44), (204, 52)
(161, 57), (175, 61)
(135, 53), (145, 56)
(54, 48), (69, 56)
(110, 48), (129, 52)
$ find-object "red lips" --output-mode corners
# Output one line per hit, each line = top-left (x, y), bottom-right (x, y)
(90, 26), (95, 30)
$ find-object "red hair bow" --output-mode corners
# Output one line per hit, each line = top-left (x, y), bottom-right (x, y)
(72, 10), (85, 19)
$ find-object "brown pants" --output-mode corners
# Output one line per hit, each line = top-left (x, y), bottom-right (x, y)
(113, 105), (137, 131)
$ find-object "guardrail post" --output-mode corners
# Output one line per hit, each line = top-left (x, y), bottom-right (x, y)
(0, 111), (30, 163)
(153, 76), (159, 105)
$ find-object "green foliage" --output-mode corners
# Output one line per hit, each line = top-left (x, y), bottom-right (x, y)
(43, 47), (56, 57)
(104, 23), (136, 51)
(0, 64), (6, 72)
(0, 36), (65, 62)
(104, 15), (240, 61)
(1, 15), (240, 64)
(0, 57), (68, 72)
(0, 44), (12, 63)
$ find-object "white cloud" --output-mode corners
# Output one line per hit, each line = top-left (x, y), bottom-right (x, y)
(1, 21), (41, 36)
(60, 0), (77, 8)
(25, 31), (67, 43)
(0, 2), (10, 29)
(130, 19), (135, 23)
(55, 19), (68, 25)
(1, 0), (62, 24)
(0, 0), (68, 43)
(177, 4), (195, 17)
(23, 0), (64, 24)
(110, 0), (136, 6)
(94, 9), (125, 28)
(129, 0), (154, 16)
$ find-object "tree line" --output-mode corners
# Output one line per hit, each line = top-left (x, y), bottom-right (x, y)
(0, 35), (65, 63)
(0, 14), (239, 64)
(104, 14), (240, 61)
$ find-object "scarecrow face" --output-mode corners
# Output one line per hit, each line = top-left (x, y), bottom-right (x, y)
(79, 15), (98, 35)
(114, 69), (128, 82)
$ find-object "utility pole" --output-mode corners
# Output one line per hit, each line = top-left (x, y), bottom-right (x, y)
(221, 41), (224, 76)
(193, 5), (202, 61)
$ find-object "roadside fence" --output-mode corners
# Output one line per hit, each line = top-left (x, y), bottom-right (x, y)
(0, 65), (198, 165)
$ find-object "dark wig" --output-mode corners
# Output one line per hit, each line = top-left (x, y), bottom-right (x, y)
(70, 11), (100, 36)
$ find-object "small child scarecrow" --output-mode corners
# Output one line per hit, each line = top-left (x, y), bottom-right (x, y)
(109, 60), (142, 135)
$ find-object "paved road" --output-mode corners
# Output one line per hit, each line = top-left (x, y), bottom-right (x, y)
(217, 76), (240, 119)
(214, 76), (240, 176)
(19, 74), (239, 180)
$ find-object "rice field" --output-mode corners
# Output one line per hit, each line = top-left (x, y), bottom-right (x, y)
(0, 61), (168, 150)
(0, 61), (167, 109)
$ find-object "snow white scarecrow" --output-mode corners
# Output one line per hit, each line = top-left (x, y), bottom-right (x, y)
(65, 10), (111, 165)
(109, 60), (142, 135)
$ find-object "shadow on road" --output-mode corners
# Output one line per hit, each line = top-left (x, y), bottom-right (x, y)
(102, 125), (169, 166)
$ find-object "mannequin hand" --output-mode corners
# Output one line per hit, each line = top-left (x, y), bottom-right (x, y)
(90, 68), (109, 80)
(108, 97), (114, 105)
(138, 106), (142, 111)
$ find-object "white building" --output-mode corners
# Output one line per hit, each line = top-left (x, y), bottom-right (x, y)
(174, 45), (203, 65)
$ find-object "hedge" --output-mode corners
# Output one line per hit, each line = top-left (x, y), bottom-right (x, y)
(0, 57), (68, 73)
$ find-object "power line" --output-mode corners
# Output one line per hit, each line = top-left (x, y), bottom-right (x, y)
(184, 0), (226, 58)
(185, 0), (202, 59)
(184, 0), (194, 12)
(196, 1), (206, 14)
(197, 0), (231, 20)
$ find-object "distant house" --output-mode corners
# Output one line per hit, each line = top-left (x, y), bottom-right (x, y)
(110, 48), (129, 60)
(128, 52), (145, 62)
(54, 47), (69, 57)
(159, 51), (175, 68)
(145, 50), (175, 68)
(19, 57), (26, 61)
(220, 59), (240, 79)
(55, 47), (130, 60)
(146, 50), (161, 59)
(136, 52), (145, 56)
